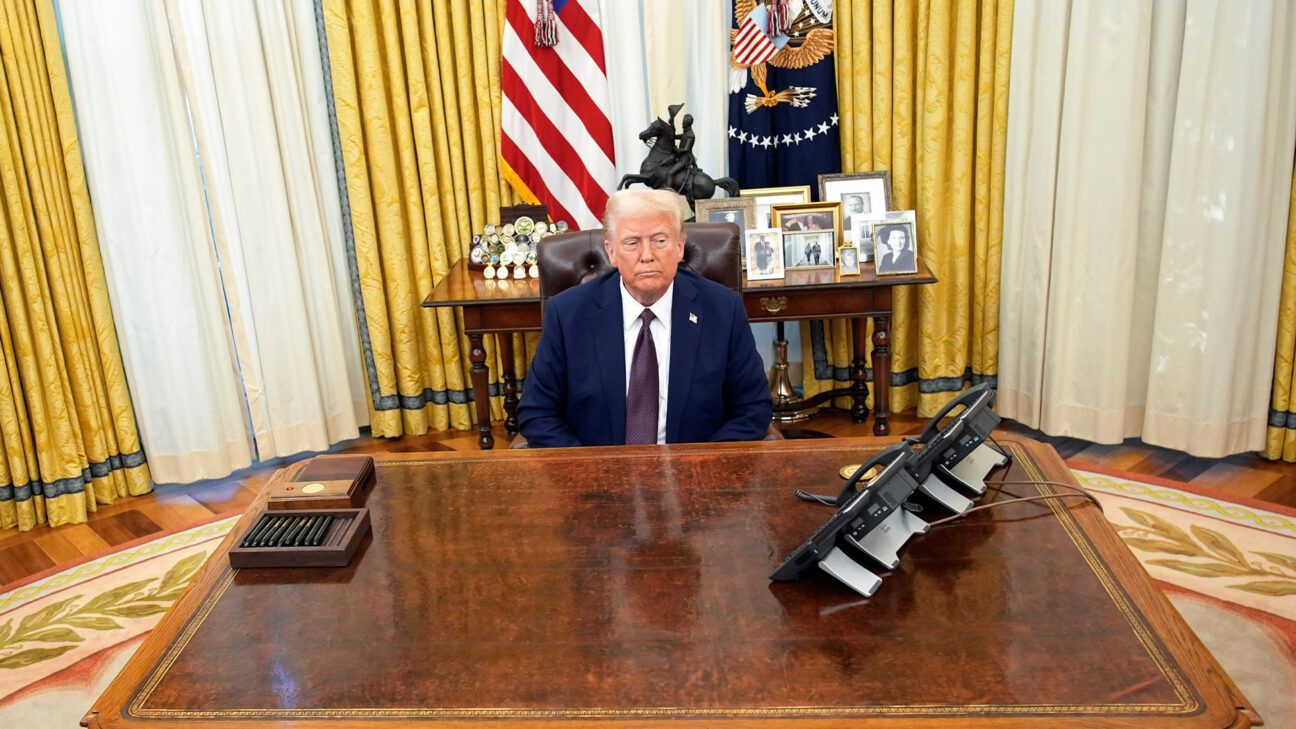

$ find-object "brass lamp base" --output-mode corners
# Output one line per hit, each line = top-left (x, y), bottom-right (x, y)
(769, 332), (818, 424)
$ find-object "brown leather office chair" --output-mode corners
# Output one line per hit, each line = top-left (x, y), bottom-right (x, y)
(512, 222), (781, 447)
(537, 222), (742, 300)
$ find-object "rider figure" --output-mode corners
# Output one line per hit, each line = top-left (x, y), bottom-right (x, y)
(666, 114), (697, 193)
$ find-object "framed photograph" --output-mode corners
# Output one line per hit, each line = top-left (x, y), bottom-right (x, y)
(871, 217), (919, 276)
(819, 171), (893, 253)
(744, 228), (785, 281)
(772, 202), (841, 270)
(838, 245), (861, 276)
(739, 185), (812, 229)
(695, 197), (756, 247)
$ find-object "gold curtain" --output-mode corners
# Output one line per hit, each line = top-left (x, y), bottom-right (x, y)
(0, 0), (151, 532)
(1264, 160), (1296, 461)
(322, 0), (534, 437)
(801, 0), (1012, 416)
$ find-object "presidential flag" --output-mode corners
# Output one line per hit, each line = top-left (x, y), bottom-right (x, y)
(501, 0), (616, 230)
(727, 0), (840, 188)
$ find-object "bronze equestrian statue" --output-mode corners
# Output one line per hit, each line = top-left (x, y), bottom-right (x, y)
(617, 104), (741, 210)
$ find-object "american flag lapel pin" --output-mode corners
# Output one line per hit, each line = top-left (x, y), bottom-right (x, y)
(689, 312), (698, 324)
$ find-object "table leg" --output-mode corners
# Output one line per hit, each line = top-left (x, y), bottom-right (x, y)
(850, 317), (870, 423)
(469, 333), (494, 450)
(499, 333), (519, 435)
(871, 314), (891, 436)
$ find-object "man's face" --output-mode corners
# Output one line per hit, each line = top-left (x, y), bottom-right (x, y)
(847, 196), (864, 213)
(605, 212), (685, 306)
(887, 229), (906, 251)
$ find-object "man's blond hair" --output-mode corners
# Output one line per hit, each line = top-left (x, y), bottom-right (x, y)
(602, 189), (690, 238)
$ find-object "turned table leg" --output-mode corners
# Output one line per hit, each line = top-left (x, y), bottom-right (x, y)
(850, 317), (870, 423)
(871, 314), (891, 436)
(469, 333), (494, 449)
(499, 333), (519, 435)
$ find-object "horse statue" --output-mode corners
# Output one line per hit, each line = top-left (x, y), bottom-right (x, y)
(616, 110), (740, 210)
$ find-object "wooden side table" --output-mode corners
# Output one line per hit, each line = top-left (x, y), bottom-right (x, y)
(422, 261), (937, 449)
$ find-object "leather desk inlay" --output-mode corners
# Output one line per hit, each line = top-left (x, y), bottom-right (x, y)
(84, 437), (1255, 728)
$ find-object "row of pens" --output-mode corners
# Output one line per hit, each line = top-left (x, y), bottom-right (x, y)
(239, 513), (354, 549)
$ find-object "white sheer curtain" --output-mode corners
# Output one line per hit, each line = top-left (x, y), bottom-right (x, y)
(999, 0), (1296, 457)
(59, 0), (366, 483)
(58, 0), (254, 483)
(600, 0), (729, 183)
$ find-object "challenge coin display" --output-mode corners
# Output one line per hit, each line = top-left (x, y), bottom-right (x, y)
(467, 210), (562, 280)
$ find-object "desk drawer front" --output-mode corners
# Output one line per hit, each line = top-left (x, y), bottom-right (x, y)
(745, 288), (883, 322)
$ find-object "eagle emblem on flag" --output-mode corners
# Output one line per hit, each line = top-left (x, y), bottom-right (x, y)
(730, 0), (835, 112)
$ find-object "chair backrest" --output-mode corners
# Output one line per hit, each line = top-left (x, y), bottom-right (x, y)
(537, 222), (741, 300)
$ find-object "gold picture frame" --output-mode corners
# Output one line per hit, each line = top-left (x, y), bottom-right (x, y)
(738, 185), (812, 229)
(772, 201), (842, 270)
(837, 244), (861, 276)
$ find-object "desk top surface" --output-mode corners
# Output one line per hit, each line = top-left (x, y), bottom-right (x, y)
(85, 437), (1252, 728)
(421, 260), (936, 308)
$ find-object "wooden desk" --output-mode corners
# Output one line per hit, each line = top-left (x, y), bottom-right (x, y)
(84, 437), (1256, 728)
(422, 260), (936, 449)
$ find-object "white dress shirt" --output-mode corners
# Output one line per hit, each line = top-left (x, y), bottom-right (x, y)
(620, 280), (672, 444)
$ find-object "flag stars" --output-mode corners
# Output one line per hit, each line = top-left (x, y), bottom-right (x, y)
(830, 113), (840, 125)
(817, 121), (830, 134)
(728, 127), (738, 138)
(781, 134), (794, 146)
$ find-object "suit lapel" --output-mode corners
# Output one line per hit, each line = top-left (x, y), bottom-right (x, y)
(666, 274), (700, 442)
(590, 275), (626, 443)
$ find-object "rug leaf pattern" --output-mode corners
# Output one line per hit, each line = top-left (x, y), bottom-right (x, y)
(0, 552), (206, 670)
(1113, 507), (1296, 597)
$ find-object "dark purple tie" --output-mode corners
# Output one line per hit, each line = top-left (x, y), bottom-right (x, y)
(625, 309), (659, 445)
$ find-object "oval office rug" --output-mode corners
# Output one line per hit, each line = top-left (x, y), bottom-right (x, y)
(0, 514), (239, 729)
(1073, 466), (1296, 727)
(1, 471), (1293, 728)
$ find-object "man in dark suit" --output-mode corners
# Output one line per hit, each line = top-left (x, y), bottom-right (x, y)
(518, 190), (772, 447)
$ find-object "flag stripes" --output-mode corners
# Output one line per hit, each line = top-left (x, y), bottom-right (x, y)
(733, 15), (778, 66)
(502, 0), (615, 230)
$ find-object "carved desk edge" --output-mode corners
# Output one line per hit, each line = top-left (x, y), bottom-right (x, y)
(83, 437), (1256, 729)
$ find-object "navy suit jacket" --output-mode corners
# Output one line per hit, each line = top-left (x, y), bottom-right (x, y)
(518, 269), (772, 447)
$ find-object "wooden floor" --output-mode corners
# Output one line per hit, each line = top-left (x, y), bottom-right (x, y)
(2, 410), (1294, 590)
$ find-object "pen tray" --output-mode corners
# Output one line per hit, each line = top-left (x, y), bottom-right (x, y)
(228, 508), (370, 569)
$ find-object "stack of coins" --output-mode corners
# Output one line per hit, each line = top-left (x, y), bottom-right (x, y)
(239, 514), (336, 549)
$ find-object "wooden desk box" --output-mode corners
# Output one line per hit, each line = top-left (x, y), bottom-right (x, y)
(268, 454), (375, 510)
(227, 508), (370, 569)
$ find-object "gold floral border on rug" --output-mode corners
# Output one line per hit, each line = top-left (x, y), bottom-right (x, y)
(0, 553), (206, 670)
(0, 517), (239, 613)
(0, 517), (237, 673)
(1077, 471), (1296, 600)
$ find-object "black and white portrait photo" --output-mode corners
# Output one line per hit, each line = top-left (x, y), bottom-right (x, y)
(873, 222), (918, 275)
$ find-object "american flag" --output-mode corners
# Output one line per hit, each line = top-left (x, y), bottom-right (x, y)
(501, 0), (615, 230)
(732, 9), (778, 67)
